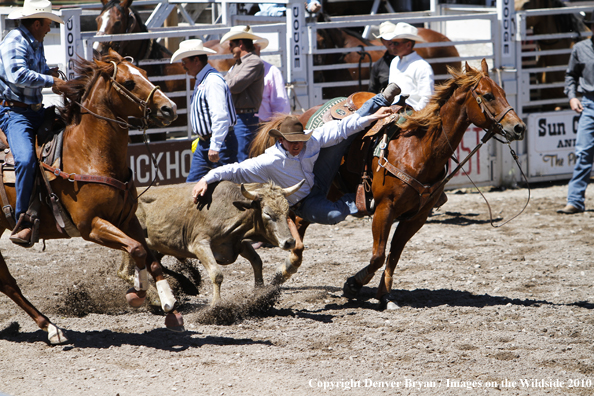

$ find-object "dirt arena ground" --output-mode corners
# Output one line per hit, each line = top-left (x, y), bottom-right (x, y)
(1, 182), (594, 395)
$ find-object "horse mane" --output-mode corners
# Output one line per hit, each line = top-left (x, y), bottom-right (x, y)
(249, 114), (287, 157)
(399, 64), (484, 132)
(58, 53), (122, 125)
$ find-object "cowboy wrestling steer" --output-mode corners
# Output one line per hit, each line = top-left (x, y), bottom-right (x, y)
(119, 180), (304, 306)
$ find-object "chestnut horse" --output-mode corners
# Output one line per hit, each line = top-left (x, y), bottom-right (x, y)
(251, 59), (525, 309)
(0, 50), (179, 344)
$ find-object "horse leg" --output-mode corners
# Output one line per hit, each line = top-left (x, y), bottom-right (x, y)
(87, 217), (183, 329)
(239, 241), (264, 288)
(274, 216), (309, 284)
(378, 213), (431, 310)
(117, 251), (162, 308)
(0, 252), (67, 344)
(344, 203), (395, 298)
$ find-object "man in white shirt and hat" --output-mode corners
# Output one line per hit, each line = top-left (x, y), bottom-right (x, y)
(170, 39), (237, 182)
(253, 38), (291, 122)
(369, 21), (397, 94)
(0, 0), (64, 245)
(386, 22), (434, 111)
(220, 26), (265, 162)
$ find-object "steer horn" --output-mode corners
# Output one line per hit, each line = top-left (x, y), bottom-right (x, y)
(241, 184), (259, 201)
(282, 179), (306, 197)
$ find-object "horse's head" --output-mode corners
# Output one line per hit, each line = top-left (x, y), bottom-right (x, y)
(464, 60), (526, 142)
(99, 50), (177, 126)
(95, 0), (143, 56)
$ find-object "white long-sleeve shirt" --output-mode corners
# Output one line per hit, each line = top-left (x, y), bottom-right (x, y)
(388, 51), (434, 111)
(202, 113), (373, 205)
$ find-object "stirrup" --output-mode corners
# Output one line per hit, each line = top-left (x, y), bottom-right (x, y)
(9, 213), (40, 248)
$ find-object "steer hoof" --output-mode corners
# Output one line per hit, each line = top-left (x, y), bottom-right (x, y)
(126, 287), (146, 308)
(343, 276), (363, 299)
(165, 312), (185, 332)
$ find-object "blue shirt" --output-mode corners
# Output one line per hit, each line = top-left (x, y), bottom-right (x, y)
(190, 64), (237, 151)
(203, 113), (372, 205)
(0, 25), (54, 104)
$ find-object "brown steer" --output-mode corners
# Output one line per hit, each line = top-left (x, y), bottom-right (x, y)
(119, 180), (304, 306)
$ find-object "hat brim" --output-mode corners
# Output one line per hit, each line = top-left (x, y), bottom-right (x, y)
(8, 10), (64, 24)
(220, 31), (265, 45)
(254, 38), (269, 51)
(384, 32), (426, 43)
(171, 47), (217, 63)
(269, 128), (312, 142)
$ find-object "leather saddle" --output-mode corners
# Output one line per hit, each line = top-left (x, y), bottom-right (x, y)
(319, 92), (409, 215)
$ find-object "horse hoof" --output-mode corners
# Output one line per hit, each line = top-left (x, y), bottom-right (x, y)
(47, 323), (68, 345)
(343, 276), (362, 299)
(378, 295), (399, 311)
(126, 287), (146, 308)
(165, 312), (185, 332)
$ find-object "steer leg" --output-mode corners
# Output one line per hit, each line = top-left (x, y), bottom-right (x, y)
(239, 240), (264, 288)
(189, 240), (223, 306)
(274, 216), (309, 284)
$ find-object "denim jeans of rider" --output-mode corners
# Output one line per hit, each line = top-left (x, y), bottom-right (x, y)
(0, 105), (44, 220)
(293, 93), (391, 224)
(567, 95), (594, 211)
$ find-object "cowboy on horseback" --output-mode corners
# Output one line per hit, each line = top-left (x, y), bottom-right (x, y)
(0, 0), (65, 245)
(192, 84), (401, 225)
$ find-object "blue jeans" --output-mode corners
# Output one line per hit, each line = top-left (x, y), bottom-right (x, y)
(235, 112), (259, 162)
(0, 105), (44, 220)
(186, 130), (238, 182)
(567, 95), (594, 211)
(293, 93), (390, 224)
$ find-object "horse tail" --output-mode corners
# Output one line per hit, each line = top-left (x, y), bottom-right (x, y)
(249, 115), (286, 157)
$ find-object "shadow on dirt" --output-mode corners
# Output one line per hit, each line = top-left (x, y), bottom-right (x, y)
(337, 287), (594, 310)
(427, 211), (501, 226)
(0, 321), (273, 350)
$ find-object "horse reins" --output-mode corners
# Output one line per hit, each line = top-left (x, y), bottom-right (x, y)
(439, 76), (530, 227)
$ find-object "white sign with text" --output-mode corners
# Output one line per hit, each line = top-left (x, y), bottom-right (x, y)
(528, 111), (580, 177)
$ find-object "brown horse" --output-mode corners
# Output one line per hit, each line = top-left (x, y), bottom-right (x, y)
(316, 25), (461, 97)
(251, 59), (525, 308)
(0, 50), (179, 344)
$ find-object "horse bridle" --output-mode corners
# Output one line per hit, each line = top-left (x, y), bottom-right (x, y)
(470, 76), (515, 142)
(75, 60), (160, 131)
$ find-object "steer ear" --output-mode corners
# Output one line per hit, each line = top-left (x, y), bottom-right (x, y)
(282, 179), (305, 197)
(241, 184), (259, 201)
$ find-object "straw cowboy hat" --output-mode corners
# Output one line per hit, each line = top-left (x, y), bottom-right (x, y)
(373, 21), (396, 40)
(269, 116), (312, 142)
(8, 0), (64, 24)
(220, 25), (266, 45)
(384, 22), (426, 43)
(170, 39), (217, 63)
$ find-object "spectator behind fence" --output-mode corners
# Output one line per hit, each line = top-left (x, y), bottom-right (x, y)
(170, 39), (237, 182)
(256, 0), (321, 16)
(220, 26), (265, 162)
(254, 38), (291, 122)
